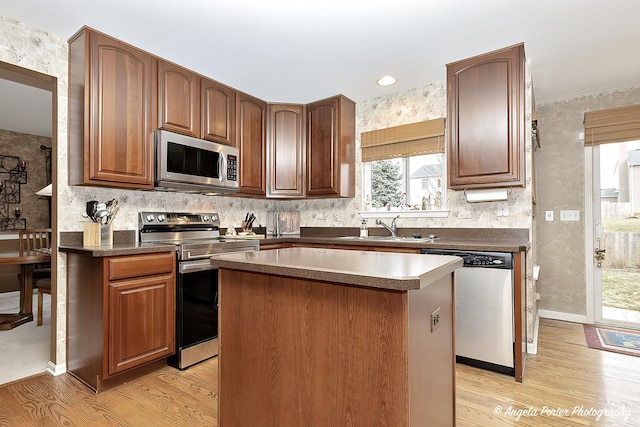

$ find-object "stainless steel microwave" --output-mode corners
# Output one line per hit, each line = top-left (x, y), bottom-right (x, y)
(155, 130), (239, 194)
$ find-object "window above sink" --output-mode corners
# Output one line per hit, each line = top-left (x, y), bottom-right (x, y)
(360, 118), (449, 218)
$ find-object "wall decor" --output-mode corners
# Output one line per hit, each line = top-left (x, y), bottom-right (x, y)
(0, 154), (27, 230)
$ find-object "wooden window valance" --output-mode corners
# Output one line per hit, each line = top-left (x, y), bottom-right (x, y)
(583, 104), (640, 145)
(360, 118), (445, 162)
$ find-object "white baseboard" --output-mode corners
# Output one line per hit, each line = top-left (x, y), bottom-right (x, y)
(527, 313), (540, 355)
(46, 361), (66, 376)
(538, 309), (587, 324)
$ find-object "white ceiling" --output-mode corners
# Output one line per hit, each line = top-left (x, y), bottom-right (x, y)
(2, 0), (640, 137)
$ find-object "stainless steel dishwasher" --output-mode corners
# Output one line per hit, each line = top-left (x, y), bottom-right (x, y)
(421, 249), (514, 376)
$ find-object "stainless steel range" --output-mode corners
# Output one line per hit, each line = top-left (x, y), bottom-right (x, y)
(139, 211), (258, 369)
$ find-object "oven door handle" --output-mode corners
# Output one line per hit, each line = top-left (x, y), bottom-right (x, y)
(179, 259), (217, 274)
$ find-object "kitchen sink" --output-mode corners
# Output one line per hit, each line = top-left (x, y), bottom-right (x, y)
(336, 235), (438, 243)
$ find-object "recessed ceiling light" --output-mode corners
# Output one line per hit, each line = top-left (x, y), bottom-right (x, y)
(377, 75), (397, 86)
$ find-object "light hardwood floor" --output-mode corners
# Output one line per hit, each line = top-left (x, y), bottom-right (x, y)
(1, 319), (639, 426)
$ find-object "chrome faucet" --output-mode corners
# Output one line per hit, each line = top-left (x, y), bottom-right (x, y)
(375, 215), (400, 237)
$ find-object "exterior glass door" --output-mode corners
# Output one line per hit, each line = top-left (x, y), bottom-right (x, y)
(590, 141), (640, 328)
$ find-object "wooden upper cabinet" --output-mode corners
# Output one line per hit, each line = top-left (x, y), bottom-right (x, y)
(267, 104), (305, 198)
(306, 95), (355, 198)
(68, 27), (156, 189)
(158, 61), (200, 138)
(236, 92), (266, 196)
(447, 43), (525, 189)
(201, 78), (236, 146)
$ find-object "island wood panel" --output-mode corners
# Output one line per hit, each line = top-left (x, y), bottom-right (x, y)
(218, 269), (410, 426)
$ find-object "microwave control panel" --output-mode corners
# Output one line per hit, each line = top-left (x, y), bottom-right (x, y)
(227, 155), (237, 181)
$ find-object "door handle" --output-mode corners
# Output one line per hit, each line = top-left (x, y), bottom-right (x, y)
(594, 248), (606, 267)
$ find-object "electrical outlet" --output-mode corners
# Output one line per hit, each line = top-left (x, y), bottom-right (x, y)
(458, 211), (472, 219)
(545, 211), (554, 221)
(430, 307), (441, 332)
(497, 201), (508, 217)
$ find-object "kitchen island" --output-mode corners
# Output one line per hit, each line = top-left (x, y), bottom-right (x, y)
(210, 247), (463, 426)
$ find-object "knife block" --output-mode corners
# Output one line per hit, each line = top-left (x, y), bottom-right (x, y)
(83, 223), (113, 246)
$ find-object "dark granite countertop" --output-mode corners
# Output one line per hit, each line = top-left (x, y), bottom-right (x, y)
(259, 227), (530, 253)
(58, 242), (177, 257)
(58, 230), (176, 257)
(58, 227), (529, 257)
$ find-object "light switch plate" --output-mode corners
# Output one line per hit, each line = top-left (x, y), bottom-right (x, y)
(560, 210), (580, 221)
(545, 211), (554, 221)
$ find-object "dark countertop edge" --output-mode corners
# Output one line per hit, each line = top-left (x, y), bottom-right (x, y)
(56, 227), (530, 256)
(211, 248), (463, 291)
(59, 243), (177, 257)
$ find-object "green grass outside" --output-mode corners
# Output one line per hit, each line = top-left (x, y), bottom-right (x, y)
(600, 217), (640, 312)
(603, 217), (640, 232)
(602, 268), (640, 312)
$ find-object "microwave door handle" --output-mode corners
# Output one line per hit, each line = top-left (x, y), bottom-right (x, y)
(219, 153), (226, 182)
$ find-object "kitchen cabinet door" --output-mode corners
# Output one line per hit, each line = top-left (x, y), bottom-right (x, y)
(68, 27), (156, 189)
(67, 249), (175, 392)
(202, 78), (236, 146)
(447, 43), (525, 189)
(158, 60), (200, 138)
(236, 91), (266, 196)
(267, 104), (305, 198)
(107, 272), (175, 377)
(306, 95), (355, 198)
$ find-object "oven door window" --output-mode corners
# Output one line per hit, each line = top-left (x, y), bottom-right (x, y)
(177, 269), (218, 348)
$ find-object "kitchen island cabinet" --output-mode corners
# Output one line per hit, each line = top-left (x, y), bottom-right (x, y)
(256, 227), (530, 382)
(211, 247), (462, 426)
(68, 27), (157, 189)
(65, 250), (176, 392)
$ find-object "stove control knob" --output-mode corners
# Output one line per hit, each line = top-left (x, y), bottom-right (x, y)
(157, 214), (166, 222)
(203, 215), (210, 221)
(145, 214), (155, 222)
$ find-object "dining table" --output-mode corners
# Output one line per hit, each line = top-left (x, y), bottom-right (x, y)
(0, 251), (51, 330)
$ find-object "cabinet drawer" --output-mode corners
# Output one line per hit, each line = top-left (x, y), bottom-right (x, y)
(107, 252), (175, 281)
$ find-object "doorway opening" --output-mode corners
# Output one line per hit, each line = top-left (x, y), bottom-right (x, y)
(0, 60), (57, 384)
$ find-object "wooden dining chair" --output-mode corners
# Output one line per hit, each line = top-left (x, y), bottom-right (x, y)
(18, 228), (52, 326)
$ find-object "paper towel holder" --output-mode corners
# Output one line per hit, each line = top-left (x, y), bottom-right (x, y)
(464, 188), (511, 203)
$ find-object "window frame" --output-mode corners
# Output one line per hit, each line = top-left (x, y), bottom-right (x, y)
(360, 153), (449, 219)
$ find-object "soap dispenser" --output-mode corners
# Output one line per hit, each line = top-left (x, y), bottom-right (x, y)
(360, 219), (368, 238)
